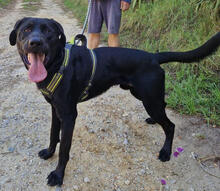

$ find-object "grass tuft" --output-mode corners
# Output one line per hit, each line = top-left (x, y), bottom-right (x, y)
(0, 0), (12, 7)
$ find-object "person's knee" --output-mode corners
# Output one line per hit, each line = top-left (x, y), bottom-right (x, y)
(108, 34), (120, 47)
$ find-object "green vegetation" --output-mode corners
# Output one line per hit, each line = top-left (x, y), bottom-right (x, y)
(23, 0), (40, 10)
(63, 0), (220, 126)
(0, 0), (11, 7)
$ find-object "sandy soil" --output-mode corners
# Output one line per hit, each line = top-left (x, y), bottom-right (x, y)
(0, 0), (219, 190)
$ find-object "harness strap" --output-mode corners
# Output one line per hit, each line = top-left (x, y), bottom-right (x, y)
(39, 44), (97, 102)
(39, 45), (70, 98)
(78, 49), (97, 102)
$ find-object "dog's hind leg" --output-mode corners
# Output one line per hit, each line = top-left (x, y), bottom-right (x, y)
(129, 87), (156, 124)
(39, 106), (61, 160)
(134, 68), (175, 161)
(143, 101), (175, 162)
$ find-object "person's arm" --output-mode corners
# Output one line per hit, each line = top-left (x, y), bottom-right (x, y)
(121, 0), (131, 11)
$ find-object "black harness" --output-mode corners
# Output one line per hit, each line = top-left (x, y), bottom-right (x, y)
(39, 43), (97, 102)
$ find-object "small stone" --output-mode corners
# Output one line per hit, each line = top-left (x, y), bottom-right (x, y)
(123, 138), (129, 145)
(124, 180), (130, 185)
(164, 185), (169, 190)
(55, 186), (62, 191)
(122, 113), (129, 117)
(170, 179), (176, 184)
(8, 147), (15, 152)
(84, 177), (90, 183)
(73, 185), (79, 190)
(88, 129), (95, 134)
(0, 177), (11, 184)
(138, 169), (146, 176)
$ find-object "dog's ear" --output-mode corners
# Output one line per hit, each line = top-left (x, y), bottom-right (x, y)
(9, 18), (28, 46)
(51, 19), (66, 47)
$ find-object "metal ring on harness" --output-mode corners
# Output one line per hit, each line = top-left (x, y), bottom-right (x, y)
(71, 0), (92, 46)
(74, 34), (87, 46)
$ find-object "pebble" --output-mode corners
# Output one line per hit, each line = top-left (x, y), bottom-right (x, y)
(73, 185), (79, 190)
(124, 180), (130, 185)
(55, 186), (62, 191)
(138, 169), (146, 176)
(84, 177), (90, 183)
(123, 138), (129, 145)
(0, 177), (11, 184)
(170, 179), (176, 184)
(122, 113), (129, 117)
(8, 147), (15, 152)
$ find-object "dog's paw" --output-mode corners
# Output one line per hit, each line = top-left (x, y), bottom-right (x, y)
(145, 117), (156, 124)
(158, 149), (171, 162)
(38, 149), (54, 160)
(47, 170), (63, 186)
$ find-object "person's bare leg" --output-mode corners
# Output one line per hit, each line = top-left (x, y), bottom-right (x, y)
(108, 33), (120, 47)
(88, 33), (101, 49)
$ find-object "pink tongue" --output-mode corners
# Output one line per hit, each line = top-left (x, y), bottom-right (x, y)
(28, 53), (47, 82)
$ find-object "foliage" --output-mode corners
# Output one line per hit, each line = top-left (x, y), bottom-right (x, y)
(0, 0), (11, 7)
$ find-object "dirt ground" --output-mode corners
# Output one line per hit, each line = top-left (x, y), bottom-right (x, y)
(0, 0), (219, 190)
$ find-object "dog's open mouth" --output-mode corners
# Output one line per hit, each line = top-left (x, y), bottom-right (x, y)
(27, 53), (47, 83)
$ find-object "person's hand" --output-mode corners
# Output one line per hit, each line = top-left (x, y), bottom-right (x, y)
(121, 1), (130, 11)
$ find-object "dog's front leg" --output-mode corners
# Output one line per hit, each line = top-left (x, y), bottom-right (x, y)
(39, 106), (61, 160)
(47, 106), (77, 186)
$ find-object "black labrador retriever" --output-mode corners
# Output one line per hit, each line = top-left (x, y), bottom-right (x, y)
(9, 17), (220, 186)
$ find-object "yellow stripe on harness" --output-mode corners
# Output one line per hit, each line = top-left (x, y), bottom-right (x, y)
(39, 47), (70, 97)
(39, 44), (97, 102)
(78, 49), (97, 102)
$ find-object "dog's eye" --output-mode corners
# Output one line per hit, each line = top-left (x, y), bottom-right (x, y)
(42, 27), (51, 34)
(24, 28), (32, 33)
(45, 29), (50, 34)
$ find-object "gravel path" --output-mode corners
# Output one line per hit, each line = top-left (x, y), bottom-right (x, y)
(0, 0), (220, 190)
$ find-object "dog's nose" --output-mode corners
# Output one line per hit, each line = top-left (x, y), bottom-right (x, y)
(28, 37), (43, 48)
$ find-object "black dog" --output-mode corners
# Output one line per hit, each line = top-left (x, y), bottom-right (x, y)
(9, 17), (220, 186)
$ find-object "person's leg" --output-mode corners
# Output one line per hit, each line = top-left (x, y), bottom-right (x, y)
(103, 0), (121, 47)
(108, 33), (120, 47)
(88, 33), (101, 49)
(87, 0), (103, 49)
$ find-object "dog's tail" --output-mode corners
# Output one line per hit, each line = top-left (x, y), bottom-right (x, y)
(156, 32), (220, 65)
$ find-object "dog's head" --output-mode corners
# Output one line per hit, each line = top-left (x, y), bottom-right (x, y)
(9, 17), (66, 83)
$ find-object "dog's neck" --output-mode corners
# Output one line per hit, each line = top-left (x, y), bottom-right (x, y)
(36, 48), (65, 90)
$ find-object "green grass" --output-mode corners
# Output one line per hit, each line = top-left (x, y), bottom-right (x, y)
(0, 0), (11, 7)
(63, 0), (220, 126)
(63, 0), (87, 24)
